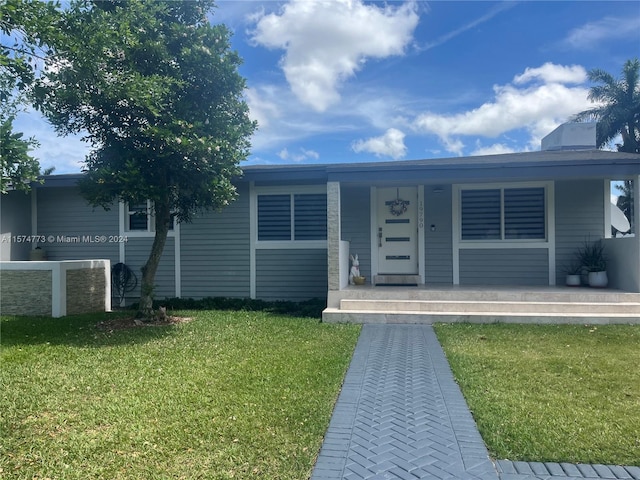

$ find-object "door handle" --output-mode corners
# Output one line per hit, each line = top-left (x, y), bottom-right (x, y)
(378, 227), (383, 247)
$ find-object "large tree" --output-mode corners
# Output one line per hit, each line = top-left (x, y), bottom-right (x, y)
(574, 58), (640, 153)
(0, 0), (60, 192)
(34, 0), (256, 317)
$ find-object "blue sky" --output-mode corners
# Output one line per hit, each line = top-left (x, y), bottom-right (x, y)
(14, 0), (640, 174)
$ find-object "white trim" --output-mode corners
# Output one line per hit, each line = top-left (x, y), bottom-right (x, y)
(253, 185), (327, 195)
(635, 176), (640, 236)
(418, 185), (425, 283)
(31, 188), (38, 247)
(454, 181), (552, 244)
(52, 262), (64, 317)
(252, 184), (328, 247)
(249, 181), (257, 299)
(118, 201), (126, 265)
(255, 240), (327, 249)
(452, 186), (460, 284)
(121, 200), (177, 237)
(452, 181), (556, 285)
(369, 186), (378, 277)
(547, 183), (556, 285)
(174, 220), (181, 298)
(604, 179), (612, 239)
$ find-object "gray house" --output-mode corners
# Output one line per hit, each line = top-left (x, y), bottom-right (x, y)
(3, 123), (640, 321)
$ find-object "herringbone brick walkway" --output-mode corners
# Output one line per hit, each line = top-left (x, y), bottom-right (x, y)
(311, 324), (498, 480)
(311, 324), (639, 480)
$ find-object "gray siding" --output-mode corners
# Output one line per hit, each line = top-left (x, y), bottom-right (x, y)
(554, 180), (604, 284)
(341, 185), (371, 279)
(1, 190), (32, 260)
(124, 237), (175, 299)
(36, 187), (119, 263)
(424, 185), (453, 284)
(460, 248), (548, 286)
(180, 183), (250, 298)
(256, 249), (327, 301)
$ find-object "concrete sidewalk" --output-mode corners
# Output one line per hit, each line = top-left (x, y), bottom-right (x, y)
(311, 324), (639, 480)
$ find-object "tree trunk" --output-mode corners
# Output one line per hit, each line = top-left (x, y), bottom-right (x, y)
(138, 198), (171, 319)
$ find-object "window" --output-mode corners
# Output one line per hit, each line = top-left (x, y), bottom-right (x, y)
(257, 193), (327, 241)
(460, 186), (546, 241)
(128, 202), (150, 231)
(125, 201), (174, 233)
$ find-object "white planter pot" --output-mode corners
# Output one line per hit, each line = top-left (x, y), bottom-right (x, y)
(588, 271), (608, 288)
(565, 274), (581, 287)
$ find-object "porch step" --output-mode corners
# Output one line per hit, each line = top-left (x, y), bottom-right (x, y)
(322, 291), (640, 324)
(338, 299), (640, 315)
(321, 308), (640, 324)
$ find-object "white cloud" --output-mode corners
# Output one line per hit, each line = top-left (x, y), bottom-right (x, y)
(245, 87), (280, 129)
(352, 128), (407, 160)
(249, 0), (419, 112)
(514, 63), (587, 85)
(563, 16), (640, 50)
(412, 63), (592, 155)
(470, 142), (517, 157)
(278, 147), (320, 162)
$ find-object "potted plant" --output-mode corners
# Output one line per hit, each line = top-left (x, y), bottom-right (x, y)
(576, 239), (608, 288)
(563, 261), (582, 286)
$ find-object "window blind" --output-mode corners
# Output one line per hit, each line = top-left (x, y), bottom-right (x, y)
(461, 189), (501, 240)
(504, 187), (545, 239)
(258, 194), (291, 240)
(294, 194), (327, 240)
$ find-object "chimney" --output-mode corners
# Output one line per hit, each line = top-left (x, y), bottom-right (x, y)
(541, 122), (597, 151)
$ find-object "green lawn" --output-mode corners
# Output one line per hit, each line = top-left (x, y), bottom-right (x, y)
(0, 311), (360, 479)
(434, 323), (640, 466)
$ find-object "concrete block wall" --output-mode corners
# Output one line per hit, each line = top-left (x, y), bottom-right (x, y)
(66, 268), (108, 315)
(0, 270), (52, 316)
(0, 260), (111, 317)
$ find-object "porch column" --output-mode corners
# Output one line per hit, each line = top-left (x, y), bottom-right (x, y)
(327, 181), (341, 292)
(634, 176), (640, 290)
(634, 176), (640, 238)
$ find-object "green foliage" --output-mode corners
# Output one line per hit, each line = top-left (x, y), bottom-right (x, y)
(0, 0), (61, 93)
(34, 0), (256, 220)
(33, 0), (257, 314)
(436, 323), (640, 465)
(140, 296), (328, 319)
(0, 115), (39, 193)
(0, 311), (360, 479)
(576, 238), (607, 272)
(575, 58), (640, 154)
(0, 0), (61, 192)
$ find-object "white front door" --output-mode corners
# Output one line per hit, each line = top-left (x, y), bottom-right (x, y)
(376, 186), (418, 274)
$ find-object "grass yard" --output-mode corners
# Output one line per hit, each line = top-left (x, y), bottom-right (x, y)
(435, 323), (640, 466)
(0, 311), (360, 479)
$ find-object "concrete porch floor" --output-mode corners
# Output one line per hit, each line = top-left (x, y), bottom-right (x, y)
(323, 285), (640, 324)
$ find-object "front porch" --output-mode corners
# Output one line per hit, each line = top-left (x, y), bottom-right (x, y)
(323, 284), (640, 324)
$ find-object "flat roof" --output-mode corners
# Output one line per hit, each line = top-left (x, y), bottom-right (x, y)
(37, 149), (640, 187)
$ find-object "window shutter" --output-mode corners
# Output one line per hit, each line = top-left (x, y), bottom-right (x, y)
(294, 194), (327, 240)
(129, 202), (148, 231)
(258, 195), (291, 240)
(461, 189), (501, 240)
(504, 187), (545, 239)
